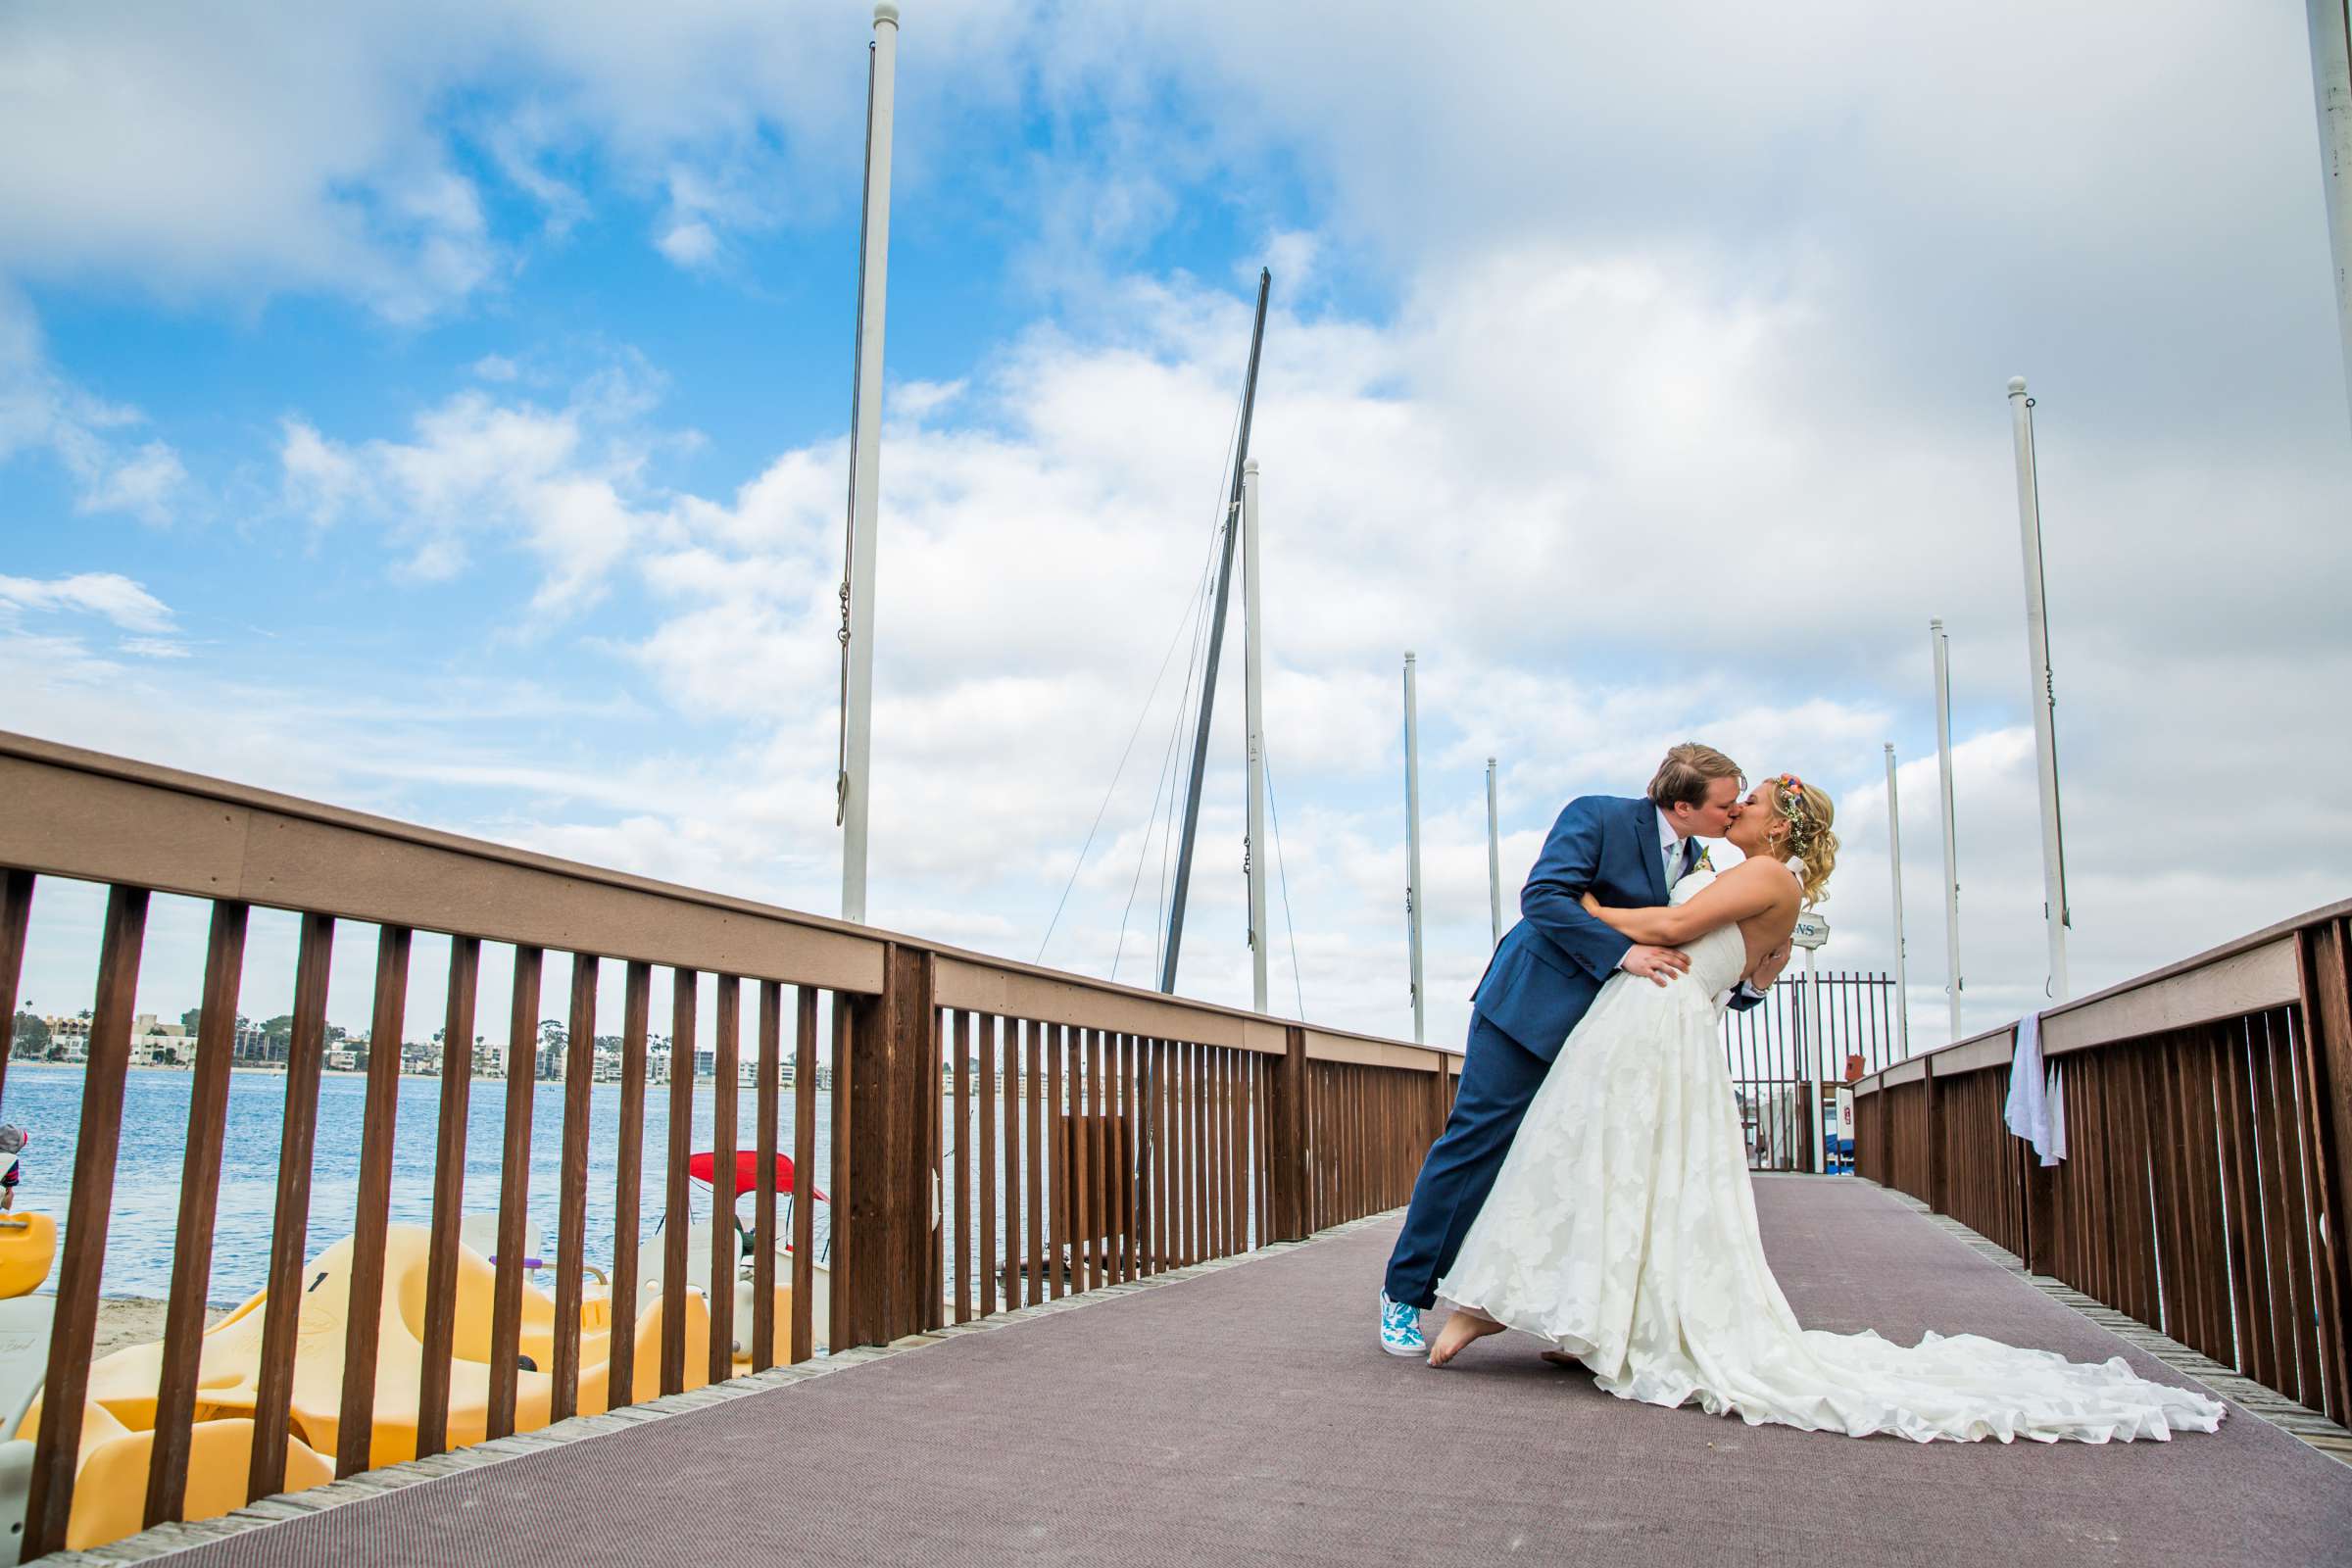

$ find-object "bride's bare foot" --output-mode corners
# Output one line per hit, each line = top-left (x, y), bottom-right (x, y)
(1427, 1310), (1507, 1367)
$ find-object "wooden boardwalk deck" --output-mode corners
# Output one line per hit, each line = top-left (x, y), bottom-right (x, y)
(70, 1176), (2351, 1568)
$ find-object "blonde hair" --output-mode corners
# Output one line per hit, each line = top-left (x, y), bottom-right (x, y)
(1647, 743), (1744, 811)
(1762, 774), (1838, 906)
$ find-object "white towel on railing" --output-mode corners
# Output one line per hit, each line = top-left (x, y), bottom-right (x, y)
(2043, 1062), (2066, 1164)
(2002, 1011), (2067, 1166)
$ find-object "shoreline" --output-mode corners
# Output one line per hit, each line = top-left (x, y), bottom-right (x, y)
(19, 1063), (994, 1092)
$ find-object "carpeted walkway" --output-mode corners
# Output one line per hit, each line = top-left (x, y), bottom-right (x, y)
(160, 1177), (2350, 1567)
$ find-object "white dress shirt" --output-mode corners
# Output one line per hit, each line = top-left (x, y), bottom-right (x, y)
(1616, 808), (1690, 974)
(1620, 804), (1768, 1004)
(1654, 807), (1685, 892)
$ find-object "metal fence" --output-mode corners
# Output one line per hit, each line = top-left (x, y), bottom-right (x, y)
(1722, 971), (1898, 1172)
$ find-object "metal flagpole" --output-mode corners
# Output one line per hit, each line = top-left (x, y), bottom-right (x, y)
(1403, 653), (1426, 1043)
(2311, 0), (2352, 429)
(837, 2), (901, 926)
(1884, 743), (1912, 1059)
(1931, 619), (1964, 1043)
(1485, 757), (1503, 949)
(2007, 378), (2072, 1003)
(1242, 460), (1269, 1014)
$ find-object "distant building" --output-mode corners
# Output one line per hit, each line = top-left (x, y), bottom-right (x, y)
(130, 1014), (191, 1067)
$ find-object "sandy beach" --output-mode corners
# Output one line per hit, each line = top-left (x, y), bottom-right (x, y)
(92, 1298), (227, 1359)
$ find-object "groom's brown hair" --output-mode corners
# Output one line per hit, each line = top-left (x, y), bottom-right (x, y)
(1647, 743), (1744, 810)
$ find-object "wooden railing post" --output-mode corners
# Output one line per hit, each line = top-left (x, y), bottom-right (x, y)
(1427, 1053), (1448, 1162)
(842, 942), (936, 1347)
(1265, 1026), (1309, 1242)
(2023, 1148), (2057, 1276)
(24, 884), (146, 1558)
(2295, 918), (2352, 1421)
(1924, 1054), (1948, 1214)
(1877, 1080), (1890, 1185)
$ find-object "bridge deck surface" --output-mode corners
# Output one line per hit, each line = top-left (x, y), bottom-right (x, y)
(154, 1178), (2350, 1567)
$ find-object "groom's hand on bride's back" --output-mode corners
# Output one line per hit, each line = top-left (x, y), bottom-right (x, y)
(1620, 945), (1690, 986)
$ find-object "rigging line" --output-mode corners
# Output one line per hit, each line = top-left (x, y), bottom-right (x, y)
(1111, 374), (1251, 982)
(1154, 558), (1219, 981)
(1111, 567), (1214, 981)
(1136, 518), (1239, 981)
(1116, 508), (1230, 981)
(1118, 608), (1205, 983)
(1150, 499), (1238, 982)
(1037, 554), (1222, 964)
(1261, 744), (1308, 1021)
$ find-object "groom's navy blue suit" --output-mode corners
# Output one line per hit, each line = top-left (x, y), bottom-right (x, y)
(1383, 793), (1761, 1309)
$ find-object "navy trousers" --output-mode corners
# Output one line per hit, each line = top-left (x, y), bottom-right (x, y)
(1382, 1010), (1552, 1309)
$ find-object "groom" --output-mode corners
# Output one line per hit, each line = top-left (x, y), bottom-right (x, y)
(1378, 742), (1778, 1356)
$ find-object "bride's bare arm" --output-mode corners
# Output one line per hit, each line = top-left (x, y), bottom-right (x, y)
(1579, 859), (1798, 945)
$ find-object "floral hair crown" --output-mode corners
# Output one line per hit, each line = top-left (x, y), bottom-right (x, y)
(1772, 773), (1811, 824)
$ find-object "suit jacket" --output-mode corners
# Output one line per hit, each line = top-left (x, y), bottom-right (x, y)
(1471, 794), (1760, 1061)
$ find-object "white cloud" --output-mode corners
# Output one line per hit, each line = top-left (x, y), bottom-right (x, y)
(0, 291), (190, 524)
(656, 220), (720, 270)
(889, 380), (967, 422)
(74, 441), (189, 521)
(0, 1), (1037, 318)
(19, 236), (2347, 1058)
(278, 417), (364, 526)
(0, 572), (176, 634)
(561, 253), (2341, 1048)
(51, 220), (2259, 1054)
(277, 377), (666, 615)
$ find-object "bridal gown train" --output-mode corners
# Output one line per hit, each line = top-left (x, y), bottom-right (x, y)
(1436, 869), (2226, 1444)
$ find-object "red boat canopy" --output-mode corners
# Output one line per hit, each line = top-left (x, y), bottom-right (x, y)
(685, 1150), (826, 1202)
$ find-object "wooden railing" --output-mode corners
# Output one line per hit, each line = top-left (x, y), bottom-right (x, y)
(0, 732), (1455, 1559)
(1853, 899), (2352, 1427)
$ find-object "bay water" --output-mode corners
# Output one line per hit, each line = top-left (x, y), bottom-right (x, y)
(0, 1063), (837, 1305)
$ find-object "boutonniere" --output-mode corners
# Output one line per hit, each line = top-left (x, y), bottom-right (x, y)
(1693, 846), (1714, 872)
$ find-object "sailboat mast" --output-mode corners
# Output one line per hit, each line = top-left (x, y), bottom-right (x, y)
(1242, 459), (1270, 1014)
(1403, 652), (1426, 1043)
(1158, 269), (1271, 996)
(1485, 757), (1502, 949)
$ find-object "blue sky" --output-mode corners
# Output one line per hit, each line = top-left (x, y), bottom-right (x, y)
(3, 1), (2347, 1053)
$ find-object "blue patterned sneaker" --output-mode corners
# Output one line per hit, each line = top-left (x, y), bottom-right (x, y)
(1378, 1292), (1426, 1357)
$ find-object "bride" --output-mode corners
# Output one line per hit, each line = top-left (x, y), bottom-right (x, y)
(1427, 773), (2225, 1444)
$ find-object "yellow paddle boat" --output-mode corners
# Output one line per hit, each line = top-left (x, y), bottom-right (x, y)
(0, 1215), (822, 1553)
(0, 1214), (55, 1300)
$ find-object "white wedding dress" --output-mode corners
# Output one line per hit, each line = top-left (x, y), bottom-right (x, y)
(1436, 868), (2226, 1444)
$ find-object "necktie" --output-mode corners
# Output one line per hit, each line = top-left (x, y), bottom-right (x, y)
(1665, 838), (1681, 889)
